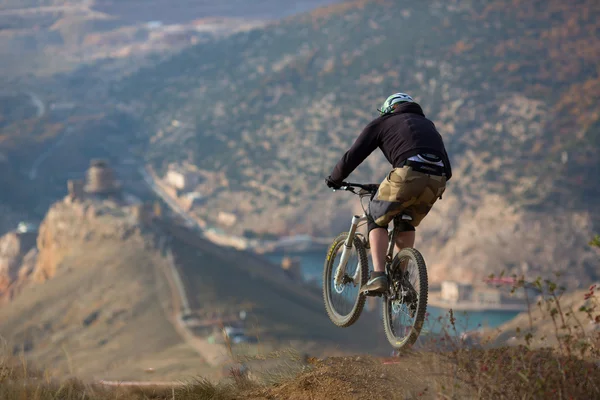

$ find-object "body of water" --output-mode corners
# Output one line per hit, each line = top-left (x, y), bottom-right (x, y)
(265, 251), (520, 333)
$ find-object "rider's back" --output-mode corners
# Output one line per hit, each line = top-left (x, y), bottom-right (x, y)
(329, 102), (452, 183)
(376, 103), (450, 173)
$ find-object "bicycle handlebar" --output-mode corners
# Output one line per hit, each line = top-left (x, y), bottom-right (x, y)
(337, 182), (379, 194)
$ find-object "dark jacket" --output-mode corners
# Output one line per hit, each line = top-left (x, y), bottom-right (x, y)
(329, 102), (452, 183)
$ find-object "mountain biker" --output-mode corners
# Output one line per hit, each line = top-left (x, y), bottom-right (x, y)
(325, 93), (452, 294)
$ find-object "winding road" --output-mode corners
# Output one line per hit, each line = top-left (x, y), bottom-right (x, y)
(138, 166), (200, 230)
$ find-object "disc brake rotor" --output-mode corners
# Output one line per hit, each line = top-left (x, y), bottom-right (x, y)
(389, 265), (415, 315)
(391, 300), (402, 313)
(334, 274), (356, 294)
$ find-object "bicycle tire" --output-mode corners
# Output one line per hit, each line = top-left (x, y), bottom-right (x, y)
(382, 247), (428, 350)
(323, 232), (369, 327)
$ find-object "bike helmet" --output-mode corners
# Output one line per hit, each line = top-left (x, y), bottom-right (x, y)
(377, 92), (414, 115)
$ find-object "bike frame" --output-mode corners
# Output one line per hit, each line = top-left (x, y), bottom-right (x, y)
(333, 214), (364, 285)
(333, 212), (411, 287)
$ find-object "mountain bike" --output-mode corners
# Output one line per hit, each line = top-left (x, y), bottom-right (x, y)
(323, 182), (428, 350)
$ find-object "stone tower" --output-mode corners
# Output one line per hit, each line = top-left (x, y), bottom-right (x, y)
(67, 179), (84, 201)
(83, 159), (121, 195)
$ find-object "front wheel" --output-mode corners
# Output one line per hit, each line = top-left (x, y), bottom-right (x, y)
(382, 247), (428, 350)
(323, 232), (369, 327)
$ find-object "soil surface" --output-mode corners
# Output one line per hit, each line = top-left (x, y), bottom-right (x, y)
(244, 354), (472, 400)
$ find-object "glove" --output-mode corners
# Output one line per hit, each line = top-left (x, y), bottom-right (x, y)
(325, 176), (342, 189)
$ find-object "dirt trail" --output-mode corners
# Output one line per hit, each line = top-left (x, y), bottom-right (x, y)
(244, 354), (473, 400)
(94, 353), (469, 398)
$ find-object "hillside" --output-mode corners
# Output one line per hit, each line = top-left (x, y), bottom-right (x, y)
(154, 219), (388, 356)
(0, 177), (387, 381)
(0, 0), (342, 79)
(108, 0), (600, 288)
(494, 284), (600, 349)
(0, 198), (215, 381)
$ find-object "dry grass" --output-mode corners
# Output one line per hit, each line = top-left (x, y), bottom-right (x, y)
(2, 261), (599, 399)
(431, 272), (600, 400)
(0, 376), (244, 400)
(0, 348), (248, 400)
(442, 346), (600, 399)
(3, 275), (598, 400)
(0, 339), (300, 400)
(0, 320), (306, 400)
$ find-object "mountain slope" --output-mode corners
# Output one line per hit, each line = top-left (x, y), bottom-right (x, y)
(0, 200), (214, 381)
(0, 189), (387, 380)
(111, 0), (600, 287)
(160, 221), (385, 349)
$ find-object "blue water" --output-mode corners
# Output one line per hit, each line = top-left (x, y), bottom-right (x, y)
(265, 251), (519, 333)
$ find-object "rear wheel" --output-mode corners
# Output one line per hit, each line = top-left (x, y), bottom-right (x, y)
(382, 247), (428, 350)
(323, 232), (369, 327)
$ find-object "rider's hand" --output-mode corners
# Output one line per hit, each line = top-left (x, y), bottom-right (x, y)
(325, 176), (342, 189)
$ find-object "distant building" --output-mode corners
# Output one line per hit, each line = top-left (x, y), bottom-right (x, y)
(181, 192), (204, 211)
(437, 280), (527, 311)
(217, 211), (237, 227)
(441, 281), (473, 303)
(16, 221), (38, 234)
(67, 179), (84, 201)
(83, 159), (122, 196)
(473, 287), (502, 306)
(165, 168), (198, 191)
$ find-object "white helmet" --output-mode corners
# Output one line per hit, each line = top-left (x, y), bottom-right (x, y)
(377, 92), (414, 115)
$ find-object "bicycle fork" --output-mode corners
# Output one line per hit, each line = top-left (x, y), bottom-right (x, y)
(334, 214), (367, 286)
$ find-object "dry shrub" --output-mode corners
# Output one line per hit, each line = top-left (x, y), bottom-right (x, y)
(446, 345), (600, 399)
(434, 272), (600, 399)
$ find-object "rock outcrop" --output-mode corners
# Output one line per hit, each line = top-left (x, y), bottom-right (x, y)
(0, 195), (156, 303)
(0, 195), (201, 381)
(33, 197), (155, 282)
(1, 158), (156, 301)
(0, 231), (37, 302)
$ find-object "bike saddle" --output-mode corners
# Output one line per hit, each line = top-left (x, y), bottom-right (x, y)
(391, 214), (413, 224)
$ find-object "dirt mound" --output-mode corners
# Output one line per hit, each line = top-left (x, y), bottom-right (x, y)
(245, 355), (464, 400)
(242, 346), (600, 399)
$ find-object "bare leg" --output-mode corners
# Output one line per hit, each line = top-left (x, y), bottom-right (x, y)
(395, 231), (415, 272)
(395, 231), (415, 253)
(369, 227), (389, 273)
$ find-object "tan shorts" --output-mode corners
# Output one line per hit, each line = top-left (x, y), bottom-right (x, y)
(368, 165), (447, 231)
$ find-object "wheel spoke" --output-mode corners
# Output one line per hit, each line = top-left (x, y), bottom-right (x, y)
(329, 246), (360, 314)
(323, 233), (368, 328)
(382, 248), (428, 350)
